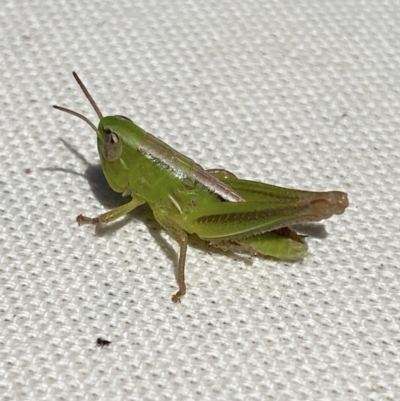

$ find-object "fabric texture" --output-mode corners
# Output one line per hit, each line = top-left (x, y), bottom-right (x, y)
(1, 0), (399, 400)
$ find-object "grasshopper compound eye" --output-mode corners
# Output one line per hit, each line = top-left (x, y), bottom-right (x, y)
(103, 128), (122, 162)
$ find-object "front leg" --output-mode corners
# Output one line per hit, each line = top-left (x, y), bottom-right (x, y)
(77, 196), (146, 225)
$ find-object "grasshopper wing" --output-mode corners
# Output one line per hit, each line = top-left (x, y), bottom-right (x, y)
(185, 189), (348, 240)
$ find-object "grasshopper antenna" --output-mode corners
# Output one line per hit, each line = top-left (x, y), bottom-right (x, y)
(53, 72), (103, 133)
(71, 71), (103, 120)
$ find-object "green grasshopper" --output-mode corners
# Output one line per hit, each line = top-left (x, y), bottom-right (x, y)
(54, 72), (349, 303)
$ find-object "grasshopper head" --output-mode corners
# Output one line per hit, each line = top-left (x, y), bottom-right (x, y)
(53, 72), (144, 194)
(95, 115), (147, 193)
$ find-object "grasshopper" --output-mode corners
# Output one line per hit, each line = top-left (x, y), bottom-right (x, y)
(54, 72), (349, 303)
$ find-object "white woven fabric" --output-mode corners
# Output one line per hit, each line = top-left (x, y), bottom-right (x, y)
(1, 0), (399, 400)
